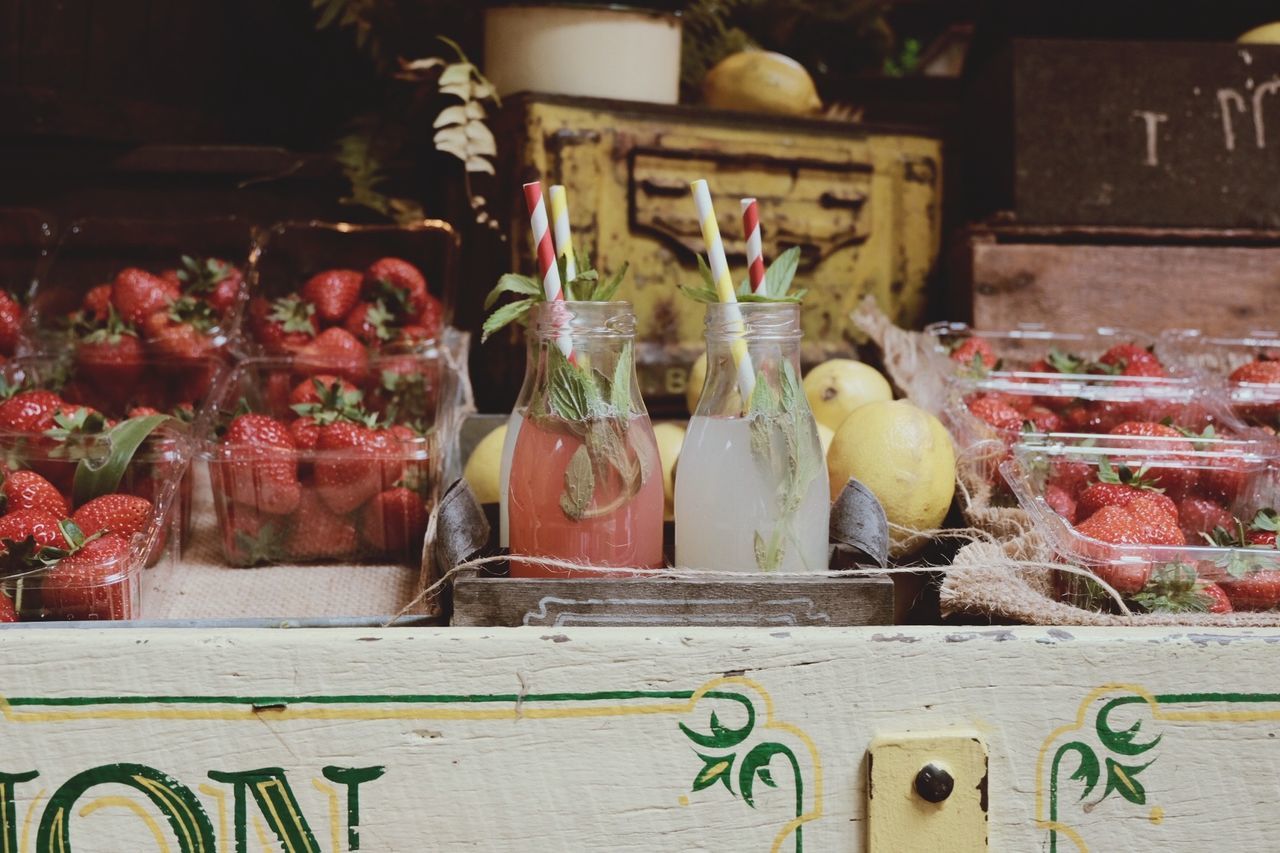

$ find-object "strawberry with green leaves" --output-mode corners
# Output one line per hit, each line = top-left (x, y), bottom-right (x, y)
(297, 327), (369, 383)
(42, 534), (135, 621)
(1, 470), (68, 517)
(219, 414), (302, 516)
(75, 311), (145, 402)
(360, 487), (428, 553)
(364, 257), (428, 321)
(302, 269), (363, 324)
(946, 336), (997, 373)
(285, 490), (359, 560)
(111, 267), (178, 326)
(1132, 563), (1232, 614)
(1229, 359), (1280, 426)
(176, 255), (242, 315)
(1224, 570), (1280, 611)
(248, 295), (319, 355)
(313, 420), (403, 514)
(1077, 458), (1177, 521)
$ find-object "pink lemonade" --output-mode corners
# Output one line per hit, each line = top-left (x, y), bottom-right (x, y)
(508, 414), (664, 577)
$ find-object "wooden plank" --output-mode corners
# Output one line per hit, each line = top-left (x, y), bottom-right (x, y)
(0, 626), (1278, 850)
(968, 241), (1280, 335)
(451, 574), (895, 627)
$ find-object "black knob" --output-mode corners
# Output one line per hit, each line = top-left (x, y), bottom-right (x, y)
(914, 763), (954, 803)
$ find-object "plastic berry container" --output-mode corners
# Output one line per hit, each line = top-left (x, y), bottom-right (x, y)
(0, 208), (57, 359)
(0, 374), (190, 622)
(1003, 435), (1280, 615)
(239, 219), (459, 362)
(1159, 329), (1280, 433)
(198, 345), (461, 570)
(925, 322), (1166, 375)
(24, 217), (250, 387)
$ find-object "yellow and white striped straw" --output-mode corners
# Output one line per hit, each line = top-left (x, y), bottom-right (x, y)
(548, 185), (577, 282)
(690, 179), (755, 401)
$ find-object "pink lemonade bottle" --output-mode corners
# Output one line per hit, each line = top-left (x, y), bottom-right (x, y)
(508, 301), (664, 577)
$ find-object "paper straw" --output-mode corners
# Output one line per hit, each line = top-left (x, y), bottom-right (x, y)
(690, 180), (755, 400)
(741, 197), (766, 294)
(523, 182), (574, 359)
(548, 184), (577, 282)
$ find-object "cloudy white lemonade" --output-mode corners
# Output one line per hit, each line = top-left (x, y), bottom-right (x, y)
(675, 301), (830, 573)
(677, 414), (829, 572)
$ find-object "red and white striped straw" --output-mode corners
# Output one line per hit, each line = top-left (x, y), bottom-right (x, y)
(523, 182), (574, 359)
(741, 197), (766, 294)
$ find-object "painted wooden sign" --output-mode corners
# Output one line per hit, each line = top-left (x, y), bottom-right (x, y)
(0, 626), (1276, 851)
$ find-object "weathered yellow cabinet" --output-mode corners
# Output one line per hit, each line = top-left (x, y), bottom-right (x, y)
(495, 94), (942, 408)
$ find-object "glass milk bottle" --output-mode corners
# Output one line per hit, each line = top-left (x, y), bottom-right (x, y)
(497, 317), (538, 548)
(676, 302), (830, 572)
(507, 302), (664, 577)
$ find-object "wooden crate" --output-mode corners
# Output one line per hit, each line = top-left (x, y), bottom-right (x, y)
(469, 93), (943, 414)
(952, 222), (1280, 334)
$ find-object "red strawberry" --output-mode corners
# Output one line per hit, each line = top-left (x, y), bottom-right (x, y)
(286, 490), (358, 560)
(178, 256), (243, 315)
(1, 470), (68, 517)
(297, 327), (369, 383)
(313, 422), (403, 514)
(288, 417), (321, 452)
(42, 534), (134, 620)
(1091, 561), (1154, 596)
(219, 414), (302, 515)
(343, 301), (396, 346)
(1044, 484), (1077, 524)
(1127, 494), (1187, 545)
(0, 510), (69, 552)
(1199, 455), (1252, 505)
(219, 504), (285, 567)
(72, 494), (152, 540)
(1078, 458), (1177, 520)
(128, 406), (161, 418)
(1076, 496), (1184, 548)
(413, 292), (444, 340)
(0, 590), (15, 622)
(288, 375), (358, 409)
(1230, 360), (1280, 425)
(81, 284), (114, 325)
(1201, 582), (1233, 613)
(1048, 460), (1093, 498)
(966, 394), (1023, 433)
(76, 326), (145, 402)
(1248, 509), (1279, 548)
(248, 296), (318, 355)
(1107, 421), (1198, 498)
(364, 257), (427, 319)
(948, 337), (997, 369)
(1177, 497), (1234, 542)
(112, 267), (178, 326)
(1022, 405), (1062, 433)
(0, 390), (64, 433)
(1099, 343), (1164, 377)
(1229, 359), (1280, 386)
(301, 269), (363, 324)
(1249, 531), (1278, 547)
(0, 290), (21, 357)
(1224, 571), (1280, 611)
(360, 487), (428, 553)
(142, 306), (219, 361)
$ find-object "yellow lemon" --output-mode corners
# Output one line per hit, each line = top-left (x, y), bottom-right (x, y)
(802, 359), (893, 431)
(463, 424), (507, 504)
(685, 351), (708, 415)
(816, 422), (835, 455)
(652, 422), (686, 521)
(1239, 22), (1280, 42)
(703, 50), (822, 116)
(827, 400), (955, 558)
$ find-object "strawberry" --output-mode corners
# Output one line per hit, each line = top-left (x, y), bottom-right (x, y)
(1099, 343), (1164, 377)
(288, 417), (321, 452)
(948, 337), (997, 369)
(1228, 359), (1280, 386)
(1, 471), (68, 517)
(364, 257), (427, 320)
(1128, 494), (1187, 545)
(0, 390), (64, 433)
(1230, 360), (1280, 426)
(397, 324), (433, 346)
(0, 290), (21, 357)
(288, 375), (358, 409)
(1076, 495), (1184, 548)
(1248, 509), (1279, 548)
(142, 302), (219, 361)
(412, 292), (444, 340)
(127, 406), (161, 418)
(75, 323), (145, 403)
(297, 327), (369, 383)
(966, 394), (1023, 433)
(1177, 497), (1234, 542)
(81, 284), (114, 325)
(111, 267), (178, 326)
(343, 301), (396, 346)
(286, 491), (358, 560)
(1048, 459), (1093, 497)
(360, 487), (428, 553)
(177, 256), (243, 315)
(1077, 459), (1176, 520)
(301, 269), (363, 324)
(1106, 421), (1198, 498)
(219, 414), (302, 515)
(42, 534), (134, 620)
(1022, 405), (1062, 433)
(248, 296), (318, 355)
(72, 493), (152, 540)
(1044, 484), (1077, 524)
(313, 422), (403, 514)
(0, 510), (69, 552)
(219, 504), (285, 567)
(1201, 582), (1234, 613)
(0, 590), (15, 623)
(1199, 455), (1251, 505)
(1132, 563), (1233, 614)
(1224, 571), (1280, 611)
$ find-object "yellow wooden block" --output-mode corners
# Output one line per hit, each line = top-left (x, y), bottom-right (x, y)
(868, 728), (988, 852)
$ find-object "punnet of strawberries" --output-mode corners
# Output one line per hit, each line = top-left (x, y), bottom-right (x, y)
(0, 387), (186, 621)
(203, 353), (450, 568)
(245, 257), (445, 372)
(1006, 434), (1280, 615)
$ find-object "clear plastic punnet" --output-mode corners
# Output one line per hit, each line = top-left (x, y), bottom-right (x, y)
(1004, 433), (1280, 615)
(198, 345), (462, 570)
(0, 362), (191, 621)
(1160, 329), (1280, 433)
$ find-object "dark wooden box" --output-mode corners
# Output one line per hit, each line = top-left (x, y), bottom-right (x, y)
(970, 39), (1280, 229)
(950, 221), (1280, 334)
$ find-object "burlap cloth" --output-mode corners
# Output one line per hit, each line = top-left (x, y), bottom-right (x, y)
(141, 463), (423, 620)
(853, 297), (1280, 627)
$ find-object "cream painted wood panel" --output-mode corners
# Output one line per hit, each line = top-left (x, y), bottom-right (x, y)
(0, 626), (1272, 852)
